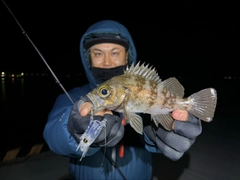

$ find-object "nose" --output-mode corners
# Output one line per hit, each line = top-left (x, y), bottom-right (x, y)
(102, 54), (112, 67)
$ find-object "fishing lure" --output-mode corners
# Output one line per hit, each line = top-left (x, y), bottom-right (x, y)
(76, 115), (107, 161)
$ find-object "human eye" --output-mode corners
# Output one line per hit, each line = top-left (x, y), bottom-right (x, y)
(112, 51), (119, 56)
(94, 52), (102, 57)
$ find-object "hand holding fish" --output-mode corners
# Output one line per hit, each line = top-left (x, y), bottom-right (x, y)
(76, 95), (200, 161)
(68, 96), (124, 150)
(144, 112), (202, 161)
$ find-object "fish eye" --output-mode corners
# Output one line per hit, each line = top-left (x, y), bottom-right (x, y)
(101, 89), (108, 95)
(99, 84), (111, 98)
(83, 138), (88, 143)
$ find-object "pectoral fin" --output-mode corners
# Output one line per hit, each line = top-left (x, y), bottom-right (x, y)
(126, 112), (143, 135)
(151, 114), (174, 131)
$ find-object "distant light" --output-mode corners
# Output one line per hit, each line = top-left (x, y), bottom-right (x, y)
(1, 72), (5, 77)
(224, 76), (230, 79)
(11, 74), (15, 78)
(16, 72), (24, 78)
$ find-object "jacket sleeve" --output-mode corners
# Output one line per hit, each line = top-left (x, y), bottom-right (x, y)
(43, 88), (100, 157)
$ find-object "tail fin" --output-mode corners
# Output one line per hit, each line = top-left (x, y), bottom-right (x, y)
(188, 88), (217, 122)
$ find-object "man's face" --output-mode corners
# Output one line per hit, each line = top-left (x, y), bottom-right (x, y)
(89, 43), (128, 68)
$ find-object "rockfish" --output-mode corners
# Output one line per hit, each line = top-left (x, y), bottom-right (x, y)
(86, 62), (217, 134)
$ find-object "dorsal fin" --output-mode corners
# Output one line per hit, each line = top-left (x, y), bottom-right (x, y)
(161, 77), (184, 97)
(124, 62), (161, 83)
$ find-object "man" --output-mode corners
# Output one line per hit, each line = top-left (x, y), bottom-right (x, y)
(43, 20), (202, 180)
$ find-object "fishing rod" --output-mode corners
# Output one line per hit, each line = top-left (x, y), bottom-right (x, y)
(2, 0), (74, 104)
(2, 3), (126, 178)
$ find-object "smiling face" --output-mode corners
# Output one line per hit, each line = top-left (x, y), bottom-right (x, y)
(89, 43), (128, 68)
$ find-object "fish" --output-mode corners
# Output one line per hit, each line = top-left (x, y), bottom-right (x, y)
(86, 62), (217, 135)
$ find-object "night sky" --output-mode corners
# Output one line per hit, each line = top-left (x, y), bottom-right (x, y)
(1, 1), (238, 78)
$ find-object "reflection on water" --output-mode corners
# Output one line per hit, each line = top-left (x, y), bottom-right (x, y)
(1, 76), (66, 154)
(0, 75), (86, 155)
(1, 77), (25, 100)
(1, 78), (6, 100)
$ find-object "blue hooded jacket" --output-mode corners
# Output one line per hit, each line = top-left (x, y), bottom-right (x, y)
(43, 20), (160, 180)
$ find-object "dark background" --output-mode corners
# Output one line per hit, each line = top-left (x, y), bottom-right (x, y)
(1, 1), (238, 77)
(0, 0), (239, 159)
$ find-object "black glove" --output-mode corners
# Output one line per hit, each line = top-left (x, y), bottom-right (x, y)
(68, 96), (124, 147)
(144, 113), (202, 161)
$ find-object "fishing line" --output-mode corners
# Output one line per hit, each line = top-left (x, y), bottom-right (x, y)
(100, 127), (107, 166)
(101, 148), (127, 180)
(2, 0), (74, 104)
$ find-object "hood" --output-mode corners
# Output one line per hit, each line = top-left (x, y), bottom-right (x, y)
(79, 20), (137, 89)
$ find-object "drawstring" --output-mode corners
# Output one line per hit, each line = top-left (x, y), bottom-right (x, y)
(119, 118), (126, 158)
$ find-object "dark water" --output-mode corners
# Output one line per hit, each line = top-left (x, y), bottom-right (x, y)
(0, 75), (239, 158)
(0, 74), (86, 158)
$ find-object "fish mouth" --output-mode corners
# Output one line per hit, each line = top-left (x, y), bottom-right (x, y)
(86, 94), (104, 114)
(86, 93), (123, 114)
